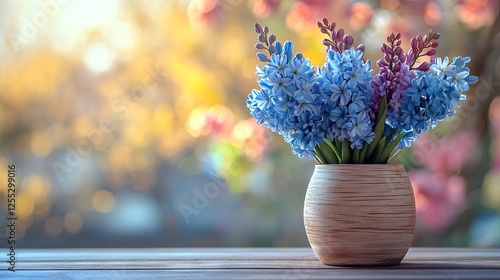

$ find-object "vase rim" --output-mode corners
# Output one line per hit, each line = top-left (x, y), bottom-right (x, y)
(313, 163), (406, 171)
(314, 164), (404, 166)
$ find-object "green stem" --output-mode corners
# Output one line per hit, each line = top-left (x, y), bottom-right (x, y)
(359, 142), (368, 163)
(367, 94), (387, 158)
(314, 155), (323, 164)
(319, 141), (339, 164)
(341, 140), (351, 164)
(387, 148), (402, 163)
(322, 139), (342, 163)
(334, 139), (342, 152)
(379, 132), (407, 163)
(352, 148), (360, 164)
(373, 136), (387, 163)
(314, 145), (326, 164)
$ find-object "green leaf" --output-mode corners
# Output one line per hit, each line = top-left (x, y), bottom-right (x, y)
(352, 148), (360, 164)
(377, 94), (388, 121)
(367, 94), (387, 158)
(314, 154), (323, 164)
(341, 140), (351, 164)
(359, 142), (369, 163)
(334, 139), (342, 152)
(314, 145), (326, 164)
(373, 136), (387, 163)
(379, 132), (407, 163)
(387, 148), (402, 163)
(319, 141), (339, 164)
(322, 138), (342, 163)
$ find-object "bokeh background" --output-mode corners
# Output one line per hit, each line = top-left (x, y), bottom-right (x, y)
(0, 0), (499, 248)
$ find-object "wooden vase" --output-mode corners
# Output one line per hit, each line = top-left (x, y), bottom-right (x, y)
(304, 164), (415, 266)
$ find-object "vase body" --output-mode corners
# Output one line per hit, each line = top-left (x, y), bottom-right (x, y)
(304, 164), (415, 266)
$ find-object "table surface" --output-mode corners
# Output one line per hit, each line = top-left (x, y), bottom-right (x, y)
(1, 248), (500, 279)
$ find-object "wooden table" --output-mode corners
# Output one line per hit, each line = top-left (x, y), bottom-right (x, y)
(2, 248), (500, 279)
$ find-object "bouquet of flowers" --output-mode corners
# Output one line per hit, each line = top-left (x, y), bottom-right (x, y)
(247, 18), (478, 164)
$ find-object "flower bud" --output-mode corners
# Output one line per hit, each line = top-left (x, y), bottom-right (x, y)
(254, 23), (262, 33)
(344, 35), (353, 48)
(330, 31), (336, 40)
(417, 37), (424, 49)
(380, 44), (386, 53)
(258, 34), (266, 43)
(269, 34), (276, 44)
(256, 52), (269, 62)
(269, 45), (276, 54)
(424, 49), (437, 56)
(406, 52), (414, 63)
(337, 29), (344, 40)
(410, 37), (418, 50)
(322, 38), (332, 46)
(356, 44), (365, 53)
(416, 62), (430, 71)
(337, 42), (343, 51)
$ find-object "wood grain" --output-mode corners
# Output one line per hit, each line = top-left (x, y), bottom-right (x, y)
(3, 248), (500, 279)
(304, 164), (416, 266)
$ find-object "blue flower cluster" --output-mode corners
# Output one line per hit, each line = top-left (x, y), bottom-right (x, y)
(248, 23), (479, 162)
(316, 49), (375, 149)
(247, 42), (376, 157)
(387, 56), (478, 147)
(247, 41), (323, 157)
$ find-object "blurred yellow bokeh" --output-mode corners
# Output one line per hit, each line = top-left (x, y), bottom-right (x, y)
(64, 211), (83, 234)
(91, 189), (115, 213)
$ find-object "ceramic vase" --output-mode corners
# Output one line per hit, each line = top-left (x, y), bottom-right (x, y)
(304, 164), (415, 266)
